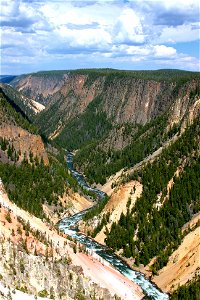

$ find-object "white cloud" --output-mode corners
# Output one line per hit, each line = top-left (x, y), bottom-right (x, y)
(108, 44), (177, 59)
(153, 55), (199, 71)
(0, 0), (19, 17)
(39, 1), (120, 28)
(154, 0), (199, 10)
(153, 45), (177, 57)
(0, 0), (199, 73)
(113, 8), (146, 44)
(56, 26), (111, 48)
(158, 23), (200, 43)
(40, 2), (92, 27)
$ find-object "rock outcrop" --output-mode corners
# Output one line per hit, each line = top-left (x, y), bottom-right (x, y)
(0, 87), (49, 165)
(11, 73), (68, 105)
(11, 71), (199, 143)
(152, 220), (200, 293)
(0, 238), (118, 300)
(0, 125), (48, 165)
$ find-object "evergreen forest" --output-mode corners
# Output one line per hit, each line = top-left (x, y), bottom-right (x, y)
(104, 118), (200, 271)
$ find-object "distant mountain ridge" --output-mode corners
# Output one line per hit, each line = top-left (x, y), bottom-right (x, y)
(0, 75), (16, 83)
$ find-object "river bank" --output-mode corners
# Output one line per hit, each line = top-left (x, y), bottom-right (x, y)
(0, 179), (145, 300)
(59, 153), (169, 300)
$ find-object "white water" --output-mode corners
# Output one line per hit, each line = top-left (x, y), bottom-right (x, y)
(59, 153), (169, 300)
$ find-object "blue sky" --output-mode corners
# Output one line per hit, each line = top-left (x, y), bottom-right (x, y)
(1, 0), (199, 75)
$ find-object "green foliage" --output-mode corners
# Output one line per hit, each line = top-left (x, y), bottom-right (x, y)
(75, 113), (169, 184)
(19, 260), (25, 273)
(0, 138), (20, 162)
(0, 84), (36, 121)
(70, 68), (200, 84)
(36, 95), (64, 137)
(75, 292), (86, 300)
(171, 276), (200, 300)
(0, 156), (68, 218)
(38, 289), (49, 298)
(83, 196), (109, 222)
(54, 96), (112, 150)
(190, 84), (200, 99)
(22, 68), (200, 84)
(91, 212), (110, 238)
(5, 211), (12, 223)
(28, 70), (69, 77)
(0, 90), (37, 134)
(105, 118), (200, 268)
(0, 138), (9, 151)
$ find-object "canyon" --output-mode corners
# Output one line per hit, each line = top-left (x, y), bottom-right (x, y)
(0, 69), (199, 299)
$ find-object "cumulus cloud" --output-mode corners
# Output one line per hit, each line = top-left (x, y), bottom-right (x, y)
(154, 11), (198, 26)
(66, 22), (99, 30)
(113, 8), (146, 44)
(158, 23), (200, 43)
(0, 0), (199, 74)
(106, 44), (177, 60)
(1, 0), (20, 17)
(55, 26), (111, 48)
(153, 45), (177, 57)
(0, 0), (51, 34)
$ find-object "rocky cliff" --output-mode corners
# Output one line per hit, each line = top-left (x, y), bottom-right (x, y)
(10, 71), (198, 122)
(0, 238), (117, 300)
(0, 125), (49, 165)
(8, 69), (200, 186)
(0, 88), (48, 165)
(10, 70), (199, 154)
(11, 72), (68, 105)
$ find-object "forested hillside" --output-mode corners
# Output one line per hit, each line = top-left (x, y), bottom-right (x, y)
(171, 276), (200, 300)
(0, 75), (16, 84)
(74, 83), (199, 184)
(55, 95), (112, 150)
(104, 117), (199, 271)
(4, 69), (200, 297)
(0, 87), (37, 133)
(74, 113), (170, 184)
(0, 157), (68, 218)
(30, 69), (198, 185)
(11, 69), (199, 159)
(0, 83), (45, 120)
(0, 90), (77, 219)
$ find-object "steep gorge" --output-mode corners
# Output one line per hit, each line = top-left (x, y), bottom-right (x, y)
(0, 85), (144, 300)
(2, 68), (200, 298)
(11, 70), (199, 143)
(10, 70), (200, 184)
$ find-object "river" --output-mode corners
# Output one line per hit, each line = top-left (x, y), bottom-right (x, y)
(59, 153), (169, 300)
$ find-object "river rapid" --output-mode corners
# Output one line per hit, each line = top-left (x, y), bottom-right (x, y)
(59, 153), (169, 300)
